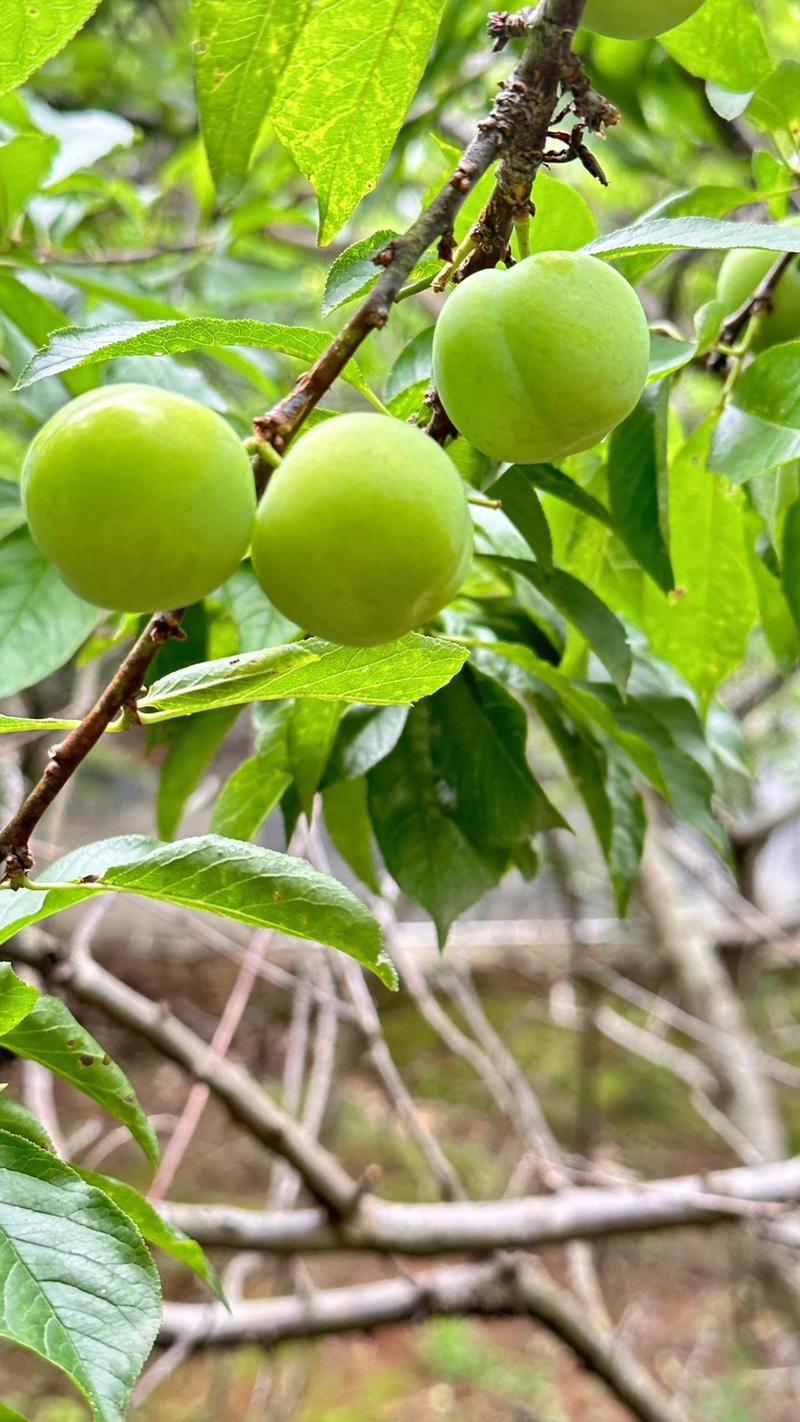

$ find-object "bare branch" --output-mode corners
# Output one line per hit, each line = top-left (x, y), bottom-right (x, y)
(164, 1155), (800, 1255)
(158, 1255), (686, 1422)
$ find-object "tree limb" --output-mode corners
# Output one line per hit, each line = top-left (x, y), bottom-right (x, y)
(158, 1255), (687, 1422)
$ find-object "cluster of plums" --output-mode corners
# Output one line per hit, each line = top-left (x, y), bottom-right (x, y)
(24, 220), (791, 648)
(21, 253), (648, 645)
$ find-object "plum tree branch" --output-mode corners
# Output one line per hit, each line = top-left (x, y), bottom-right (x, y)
(162, 1155), (800, 1256)
(0, 609), (185, 882)
(253, 0), (603, 454)
(157, 1255), (686, 1422)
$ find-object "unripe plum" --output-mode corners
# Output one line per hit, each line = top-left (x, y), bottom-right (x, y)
(22, 384), (256, 612)
(432, 251), (650, 465)
(251, 414), (473, 646)
(582, 0), (706, 38)
(716, 246), (800, 352)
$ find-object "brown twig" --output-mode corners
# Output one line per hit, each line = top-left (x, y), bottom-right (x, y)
(0, 609), (185, 880)
(709, 250), (798, 372)
(253, 0), (596, 453)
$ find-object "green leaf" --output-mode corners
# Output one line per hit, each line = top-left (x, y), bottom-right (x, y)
(0, 1131), (160, 1422)
(747, 62), (800, 149)
(273, 0), (447, 243)
(0, 993), (160, 1167)
(434, 666), (566, 843)
(322, 229), (397, 316)
(642, 420), (758, 709)
(220, 565), (299, 653)
(781, 499), (800, 638)
(487, 466), (554, 572)
(661, 0), (771, 92)
(139, 634), (469, 720)
(386, 328), (434, 403)
(322, 705), (408, 786)
(530, 693), (643, 914)
(0, 134), (58, 228)
(606, 385), (674, 593)
(505, 463), (614, 530)
(14, 318), (371, 396)
(0, 834), (395, 986)
(210, 707), (292, 841)
(710, 345), (800, 483)
(323, 777), (379, 893)
(527, 171), (597, 253)
(0, 270), (97, 396)
(368, 700), (506, 947)
(499, 559), (632, 693)
(0, 713), (81, 735)
(0, 480), (26, 544)
(485, 642), (722, 853)
(587, 219), (800, 263)
(288, 699), (344, 815)
(157, 708), (240, 840)
(0, 0), (104, 95)
(0, 1096), (55, 1153)
(604, 756), (646, 915)
(193, 0), (309, 203)
(0, 964), (38, 1033)
(648, 330), (698, 381)
(76, 1168), (225, 1303)
(0, 529), (99, 698)
(0, 1402), (31, 1421)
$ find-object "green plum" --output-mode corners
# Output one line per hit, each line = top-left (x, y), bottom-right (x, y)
(582, 0), (706, 38)
(251, 414), (473, 646)
(22, 384), (256, 612)
(432, 251), (650, 465)
(717, 245), (800, 352)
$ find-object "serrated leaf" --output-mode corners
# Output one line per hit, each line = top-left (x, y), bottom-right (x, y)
(0, 834), (395, 986)
(77, 1168), (225, 1304)
(323, 777), (379, 893)
(368, 700), (506, 947)
(0, 964), (38, 1034)
(322, 704), (408, 786)
(0, 134), (58, 229)
(606, 385), (674, 594)
(0, 993), (160, 1168)
(157, 707), (240, 841)
(587, 218), (800, 263)
(487, 466), (554, 571)
(505, 463), (615, 530)
(193, 0), (309, 203)
(0, 1131), (160, 1422)
(220, 564), (299, 653)
(139, 634), (469, 719)
(0, 1), (103, 95)
(435, 665), (566, 842)
(747, 62), (800, 148)
(0, 270), (98, 396)
(710, 344), (800, 484)
(498, 559), (632, 693)
(273, 0), (447, 244)
(210, 706), (292, 840)
(14, 318), (370, 396)
(0, 1097), (54, 1153)
(0, 529), (99, 698)
(642, 420), (758, 709)
(288, 699), (344, 815)
(479, 642), (722, 853)
(661, 0), (771, 92)
(322, 229), (397, 316)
